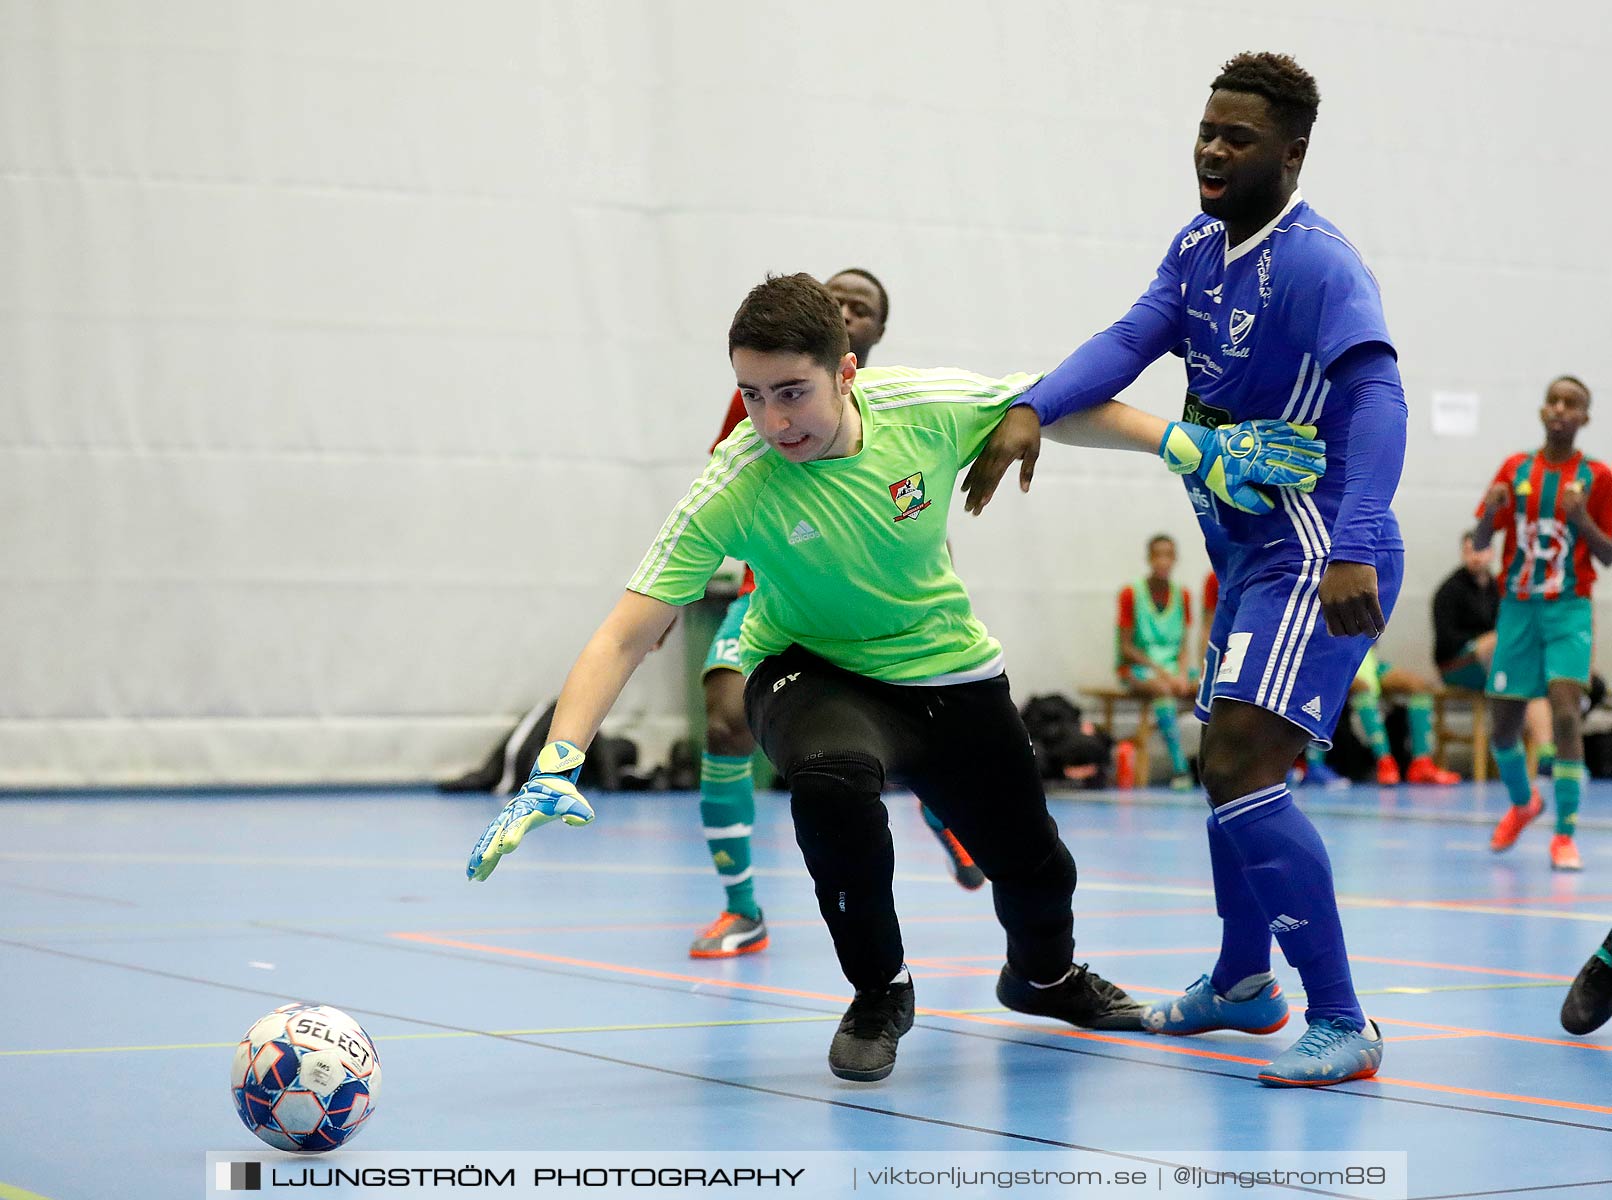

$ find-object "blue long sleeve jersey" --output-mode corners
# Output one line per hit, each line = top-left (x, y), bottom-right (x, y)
(1018, 192), (1405, 565)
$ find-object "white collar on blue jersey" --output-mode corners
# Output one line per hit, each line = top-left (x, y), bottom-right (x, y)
(1224, 189), (1304, 267)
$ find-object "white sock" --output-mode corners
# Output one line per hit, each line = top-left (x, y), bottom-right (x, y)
(1030, 966), (1074, 989)
(889, 965), (911, 987)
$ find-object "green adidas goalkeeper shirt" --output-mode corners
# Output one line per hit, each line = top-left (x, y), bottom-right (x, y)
(627, 366), (1036, 683)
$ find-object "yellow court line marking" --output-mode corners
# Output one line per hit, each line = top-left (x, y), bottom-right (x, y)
(0, 1183), (56, 1200)
(0, 1016), (845, 1058)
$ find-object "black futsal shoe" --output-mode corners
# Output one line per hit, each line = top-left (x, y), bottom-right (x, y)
(828, 979), (916, 1081)
(1560, 952), (1612, 1036)
(997, 962), (1146, 1031)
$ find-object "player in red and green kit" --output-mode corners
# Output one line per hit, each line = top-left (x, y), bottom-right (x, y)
(1473, 375), (1612, 871)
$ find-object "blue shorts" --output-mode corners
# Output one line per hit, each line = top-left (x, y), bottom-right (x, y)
(1195, 543), (1404, 747)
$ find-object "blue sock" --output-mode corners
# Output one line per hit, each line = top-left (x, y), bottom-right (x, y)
(1205, 812), (1272, 995)
(1153, 698), (1189, 775)
(1493, 742), (1533, 808)
(1215, 785), (1364, 1029)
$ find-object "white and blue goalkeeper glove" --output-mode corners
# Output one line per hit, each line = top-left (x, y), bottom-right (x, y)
(466, 741), (595, 882)
(1158, 419), (1326, 515)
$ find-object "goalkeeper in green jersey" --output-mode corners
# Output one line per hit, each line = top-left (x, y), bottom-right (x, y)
(466, 273), (1325, 1082)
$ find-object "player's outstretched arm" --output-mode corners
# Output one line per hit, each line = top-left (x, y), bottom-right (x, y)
(466, 590), (677, 881)
(962, 401), (1326, 516)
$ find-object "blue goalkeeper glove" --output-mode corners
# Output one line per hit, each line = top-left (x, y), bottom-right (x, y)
(1158, 419), (1326, 515)
(466, 741), (595, 882)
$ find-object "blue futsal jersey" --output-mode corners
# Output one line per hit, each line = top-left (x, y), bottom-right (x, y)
(1022, 191), (1404, 564)
(1161, 195), (1401, 556)
(1021, 192), (1407, 739)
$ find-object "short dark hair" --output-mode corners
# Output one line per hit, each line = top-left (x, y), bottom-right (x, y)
(1210, 52), (1321, 141)
(1550, 374), (1592, 404)
(1148, 533), (1176, 553)
(829, 267), (890, 325)
(728, 273), (850, 373)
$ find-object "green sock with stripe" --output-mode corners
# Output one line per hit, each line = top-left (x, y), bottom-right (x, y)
(1350, 694), (1391, 757)
(1537, 741), (1557, 777)
(1406, 695), (1434, 758)
(1492, 743), (1534, 808)
(1597, 929), (1612, 970)
(700, 753), (760, 919)
(1152, 697), (1189, 775)
(1553, 760), (1585, 837)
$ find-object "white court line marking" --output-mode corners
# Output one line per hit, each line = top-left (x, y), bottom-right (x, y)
(3, 856), (1609, 924)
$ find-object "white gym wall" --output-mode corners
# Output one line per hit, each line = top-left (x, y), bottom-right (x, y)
(3, 0), (1607, 786)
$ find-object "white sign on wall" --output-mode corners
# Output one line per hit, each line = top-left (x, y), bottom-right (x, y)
(1431, 391), (1480, 438)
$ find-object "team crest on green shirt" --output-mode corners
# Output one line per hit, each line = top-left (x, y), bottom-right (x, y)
(888, 472), (932, 521)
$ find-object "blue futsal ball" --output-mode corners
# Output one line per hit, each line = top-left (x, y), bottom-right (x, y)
(230, 1003), (381, 1151)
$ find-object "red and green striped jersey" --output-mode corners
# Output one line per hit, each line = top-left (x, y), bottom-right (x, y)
(1476, 450), (1612, 600)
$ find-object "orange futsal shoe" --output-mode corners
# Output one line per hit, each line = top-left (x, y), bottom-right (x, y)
(1375, 754), (1402, 786)
(935, 827), (986, 891)
(1405, 755), (1460, 785)
(1490, 793), (1544, 853)
(688, 911), (770, 959)
(1550, 834), (1583, 872)
(1115, 740), (1137, 789)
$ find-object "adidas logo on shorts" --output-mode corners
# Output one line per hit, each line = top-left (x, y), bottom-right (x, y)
(1268, 913), (1310, 933)
(1301, 696), (1322, 720)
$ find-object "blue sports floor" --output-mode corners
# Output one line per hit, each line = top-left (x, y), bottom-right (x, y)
(3, 781), (1610, 1199)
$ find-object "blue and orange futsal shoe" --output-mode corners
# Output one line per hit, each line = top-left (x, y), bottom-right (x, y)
(1142, 974), (1290, 1036)
(1258, 1017), (1383, 1087)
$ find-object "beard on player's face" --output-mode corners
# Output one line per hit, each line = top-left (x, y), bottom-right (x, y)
(1198, 154), (1288, 227)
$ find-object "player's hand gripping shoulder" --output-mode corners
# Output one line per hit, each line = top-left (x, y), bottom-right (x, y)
(466, 741), (595, 882)
(1159, 420), (1326, 515)
(961, 406), (1041, 516)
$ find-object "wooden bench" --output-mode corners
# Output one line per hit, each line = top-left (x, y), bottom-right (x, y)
(1083, 687), (1194, 787)
(1431, 686), (1490, 781)
(1089, 685), (1493, 784)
